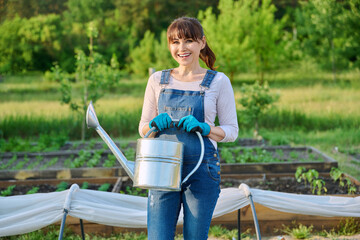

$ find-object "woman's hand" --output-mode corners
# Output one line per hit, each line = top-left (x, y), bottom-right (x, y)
(178, 115), (210, 136)
(149, 113), (172, 131)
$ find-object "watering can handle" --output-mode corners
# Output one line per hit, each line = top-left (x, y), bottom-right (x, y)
(143, 126), (205, 185)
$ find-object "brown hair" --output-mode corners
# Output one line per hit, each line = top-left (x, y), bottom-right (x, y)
(167, 17), (216, 70)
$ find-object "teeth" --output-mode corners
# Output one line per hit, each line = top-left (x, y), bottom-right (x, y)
(179, 53), (190, 57)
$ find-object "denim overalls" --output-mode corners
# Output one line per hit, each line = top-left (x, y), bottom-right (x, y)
(147, 69), (221, 240)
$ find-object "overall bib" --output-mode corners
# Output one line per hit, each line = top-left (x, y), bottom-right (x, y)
(147, 69), (221, 240)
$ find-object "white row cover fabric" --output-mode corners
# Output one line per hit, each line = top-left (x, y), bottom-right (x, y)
(0, 183), (359, 237)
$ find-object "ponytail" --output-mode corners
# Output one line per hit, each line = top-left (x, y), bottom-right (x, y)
(200, 43), (216, 71)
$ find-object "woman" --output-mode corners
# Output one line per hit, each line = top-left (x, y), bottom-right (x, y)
(138, 17), (238, 240)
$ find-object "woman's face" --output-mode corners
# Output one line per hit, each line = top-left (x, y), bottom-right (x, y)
(169, 36), (205, 68)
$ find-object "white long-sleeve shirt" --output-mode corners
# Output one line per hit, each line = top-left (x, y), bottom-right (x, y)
(138, 70), (239, 149)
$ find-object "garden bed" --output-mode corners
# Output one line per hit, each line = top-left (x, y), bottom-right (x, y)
(0, 145), (338, 181)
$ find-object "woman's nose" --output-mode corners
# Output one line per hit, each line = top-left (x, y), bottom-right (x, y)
(179, 42), (186, 51)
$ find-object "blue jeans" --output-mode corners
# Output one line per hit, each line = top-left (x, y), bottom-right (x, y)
(147, 153), (221, 240)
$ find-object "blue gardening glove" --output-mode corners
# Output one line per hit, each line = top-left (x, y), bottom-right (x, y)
(149, 113), (172, 131)
(177, 115), (211, 136)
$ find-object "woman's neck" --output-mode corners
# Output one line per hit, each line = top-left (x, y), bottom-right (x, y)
(172, 66), (207, 82)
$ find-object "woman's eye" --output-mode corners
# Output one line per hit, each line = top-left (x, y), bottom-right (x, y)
(186, 39), (193, 43)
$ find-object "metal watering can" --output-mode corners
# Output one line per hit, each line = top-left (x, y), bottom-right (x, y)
(86, 102), (204, 191)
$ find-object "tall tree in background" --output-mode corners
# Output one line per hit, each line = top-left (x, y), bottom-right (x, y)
(343, 0), (360, 69)
(295, 0), (344, 81)
(249, 0), (286, 84)
(199, 0), (285, 83)
(199, 0), (255, 82)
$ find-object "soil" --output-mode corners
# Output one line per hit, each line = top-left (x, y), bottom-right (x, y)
(2, 175), (359, 197)
(220, 176), (360, 195)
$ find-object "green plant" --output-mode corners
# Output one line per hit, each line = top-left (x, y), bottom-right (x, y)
(120, 186), (148, 197)
(12, 154), (30, 170)
(0, 154), (17, 170)
(27, 155), (43, 169)
(311, 179), (327, 195)
(220, 147), (234, 163)
(81, 182), (89, 189)
(1, 185), (16, 196)
(295, 167), (327, 194)
(330, 167), (358, 194)
(64, 155), (75, 168)
(208, 225), (227, 237)
(281, 222), (313, 239)
(98, 183), (111, 192)
(26, 186), (39, 194)
(56, 181), (68, 192)
(87, 150), (103, 167)
(123, 147), (135, 161)
(238, 81), (279, 134)
(336, 218), (360, 236)
(39, 157), (59, 170)
(103, 154), (117, 167)
(71, 150), (91, 168)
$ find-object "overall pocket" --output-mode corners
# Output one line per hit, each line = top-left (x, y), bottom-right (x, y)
(206, 156), (221, 182)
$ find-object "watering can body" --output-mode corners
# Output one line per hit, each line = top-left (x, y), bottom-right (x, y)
(134, 138), (183, 191)
(86, 102), (203, 191)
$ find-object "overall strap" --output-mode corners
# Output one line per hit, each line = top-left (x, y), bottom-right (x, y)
(160, 69), (172, 85)
(200, 70), (217, 92)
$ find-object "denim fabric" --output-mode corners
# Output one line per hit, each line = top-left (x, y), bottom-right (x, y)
(147, 69), (220, 240)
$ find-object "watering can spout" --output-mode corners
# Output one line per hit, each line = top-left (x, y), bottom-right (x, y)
(86, 101), (135, 180)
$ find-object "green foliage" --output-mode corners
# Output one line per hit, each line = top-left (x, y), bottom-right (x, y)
(199, 0), (255, 80)
(295, 167), (327, 195)
(0, 154), (17, 170)
(129, 30), (175, 77)
(220, 147), (282, 164)
(98, 183), (111, 192)
(103, 154), (117, 168)
(294, 0), (359, 78)
(40, 157), (58, 170)
(336, 218), (360, 236)
(238, 81), (279, 132)
(56, 181), (69, 192)
(26, 187), (39, 195)
(1, 185), (16, 196)
(330, 167), (358, 194)
(199, 0), (287, 81)
(0, 14), (63, 73)
(45, 22), (123, 140)
(87, 150), (103, 168)
(120, 186), (148, 197)
(81, 182), (89, 189)
(281, 221), (313, 239)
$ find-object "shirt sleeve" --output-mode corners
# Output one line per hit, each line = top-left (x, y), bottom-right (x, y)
(216, 74), (239, 142)
(138, 73), (159, 137)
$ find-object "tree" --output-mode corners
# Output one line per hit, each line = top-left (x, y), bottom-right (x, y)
(199, 0), (286, 82)
(46, 22), (122, 140)
(0, 14), (63, 73)
(199, 0), (255, 81)
(238, 81), (279, 138)
(249, 0), (286, 84)
(295, 0), (345, 81)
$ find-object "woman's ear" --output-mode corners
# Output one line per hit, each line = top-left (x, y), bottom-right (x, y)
(201, 36), (206, 50)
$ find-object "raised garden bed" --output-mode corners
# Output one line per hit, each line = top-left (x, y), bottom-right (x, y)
(0, 145), (338, 181)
